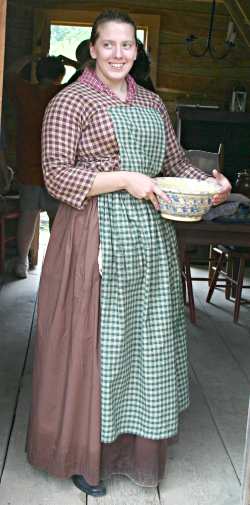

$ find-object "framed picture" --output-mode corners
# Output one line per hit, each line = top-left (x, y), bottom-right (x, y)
(230, 90), (247, 112)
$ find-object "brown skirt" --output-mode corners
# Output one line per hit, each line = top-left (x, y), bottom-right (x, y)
(26, 198), (168, 487)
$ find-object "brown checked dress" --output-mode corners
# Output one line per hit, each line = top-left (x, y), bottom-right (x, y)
(27, 68), (207, 486)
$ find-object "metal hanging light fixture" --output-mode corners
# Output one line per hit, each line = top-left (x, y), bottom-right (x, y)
(186, 0), (236, 60)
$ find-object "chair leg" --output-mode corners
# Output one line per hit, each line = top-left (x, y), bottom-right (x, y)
(206, 252), (226, 303)
(208, 244), (216, 286)
(181, 266), (187, 305)
(233, 257), (245, 323)
(184, 256), (196, 324)
(231, 256), (240, 299)
(225, 253), (232, 300)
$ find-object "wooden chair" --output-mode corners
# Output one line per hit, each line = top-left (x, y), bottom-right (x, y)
(206, 246), (250, 322)
(181, 144), (223, 323)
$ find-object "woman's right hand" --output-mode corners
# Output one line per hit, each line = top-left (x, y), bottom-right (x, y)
(122, 172), (169, 210)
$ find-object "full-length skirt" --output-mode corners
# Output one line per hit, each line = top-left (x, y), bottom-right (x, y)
(27, 198), (168, 486)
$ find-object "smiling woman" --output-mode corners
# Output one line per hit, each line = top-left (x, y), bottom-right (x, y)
(26, 7), (231, 500)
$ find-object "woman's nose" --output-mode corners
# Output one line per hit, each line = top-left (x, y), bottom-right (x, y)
(113, 45), (123, 58)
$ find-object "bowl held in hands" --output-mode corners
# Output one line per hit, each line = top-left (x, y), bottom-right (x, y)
(156, 177), (220, 222)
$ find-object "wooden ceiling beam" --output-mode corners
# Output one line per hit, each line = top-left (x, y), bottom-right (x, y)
(223, 0), (250, 47)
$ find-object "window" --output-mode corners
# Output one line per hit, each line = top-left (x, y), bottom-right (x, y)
(50, 24), (92, 82)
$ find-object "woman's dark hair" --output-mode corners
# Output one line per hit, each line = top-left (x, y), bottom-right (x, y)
(130, 40), (156, 92)
(90, 9), (137, 45)
(130, 40), (150, 80)
(36, 56), (65, 83)
(75, 39), (91, 64)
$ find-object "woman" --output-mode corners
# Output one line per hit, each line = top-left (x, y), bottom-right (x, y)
(27, 9), (231, 497)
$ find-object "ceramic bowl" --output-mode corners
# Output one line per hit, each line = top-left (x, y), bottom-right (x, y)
(156, 177), (220, 222)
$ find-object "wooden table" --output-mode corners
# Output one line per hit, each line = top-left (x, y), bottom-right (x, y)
(174, 221), (250, 259)
(174, 220), (250, 324)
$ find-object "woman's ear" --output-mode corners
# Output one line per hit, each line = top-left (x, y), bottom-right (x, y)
(89, 44), (96, 60)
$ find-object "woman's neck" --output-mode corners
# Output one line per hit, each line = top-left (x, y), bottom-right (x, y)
(95, 68), (128, 101)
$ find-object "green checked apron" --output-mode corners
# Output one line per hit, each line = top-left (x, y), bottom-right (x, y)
(98, 106), (189, 443)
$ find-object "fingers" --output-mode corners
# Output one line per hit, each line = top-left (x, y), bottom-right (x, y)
(148, 193), (160, 210)
(143, 183), (171, 210)
(128, 176), (170, 210)
(212, 191), (229, 205)
(153, 184), (170, 202)
(208, 171), (231, 206)
(212, 178), (231, 204)
(211, 171), (232, 191)
(144, 185), (170, 210)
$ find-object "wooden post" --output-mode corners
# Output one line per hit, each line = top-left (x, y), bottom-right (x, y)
(242, 397), (250, 505)
(0, 0), (7, 123)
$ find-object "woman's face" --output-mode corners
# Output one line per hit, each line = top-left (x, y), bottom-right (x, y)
(90, 21), (137, 87)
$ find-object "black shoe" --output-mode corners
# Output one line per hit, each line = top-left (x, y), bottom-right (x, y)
(72, 474), (106, 496)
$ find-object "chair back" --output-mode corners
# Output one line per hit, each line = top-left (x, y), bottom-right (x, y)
(185, 144), (224, 175)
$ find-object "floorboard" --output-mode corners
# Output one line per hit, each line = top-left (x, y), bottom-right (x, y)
(0, 272), (39, 477)
(88, 477), (160, 505)
(189, 302), (249, 479)
(159, 374), (240, 505)
(187, 273), (250, 478)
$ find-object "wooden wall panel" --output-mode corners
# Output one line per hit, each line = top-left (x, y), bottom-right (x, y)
(160, 9), (230, 37)
(158, 72), (231, 97)
(158, 42), (250, 69)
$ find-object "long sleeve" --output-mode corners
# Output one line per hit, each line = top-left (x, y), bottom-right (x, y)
(158, 102), (208, 180)
(42, 87), (99, 210)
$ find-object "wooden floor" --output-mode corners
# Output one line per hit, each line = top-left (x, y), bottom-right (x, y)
(0, 255), (249, 504)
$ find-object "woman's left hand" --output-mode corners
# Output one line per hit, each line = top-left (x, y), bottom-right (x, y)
(206, 169), (232, 206)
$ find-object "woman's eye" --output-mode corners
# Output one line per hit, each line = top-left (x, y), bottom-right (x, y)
(103, 42), (112, 48)
(123, 43), (132, 49)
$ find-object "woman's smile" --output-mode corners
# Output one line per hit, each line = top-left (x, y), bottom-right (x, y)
(109, 63), (125, 69)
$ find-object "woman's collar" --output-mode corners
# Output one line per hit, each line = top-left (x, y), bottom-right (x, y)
(78, 67), (137, 104)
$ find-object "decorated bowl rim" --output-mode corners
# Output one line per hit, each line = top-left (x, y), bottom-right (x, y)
(155, 177), (220, 196)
